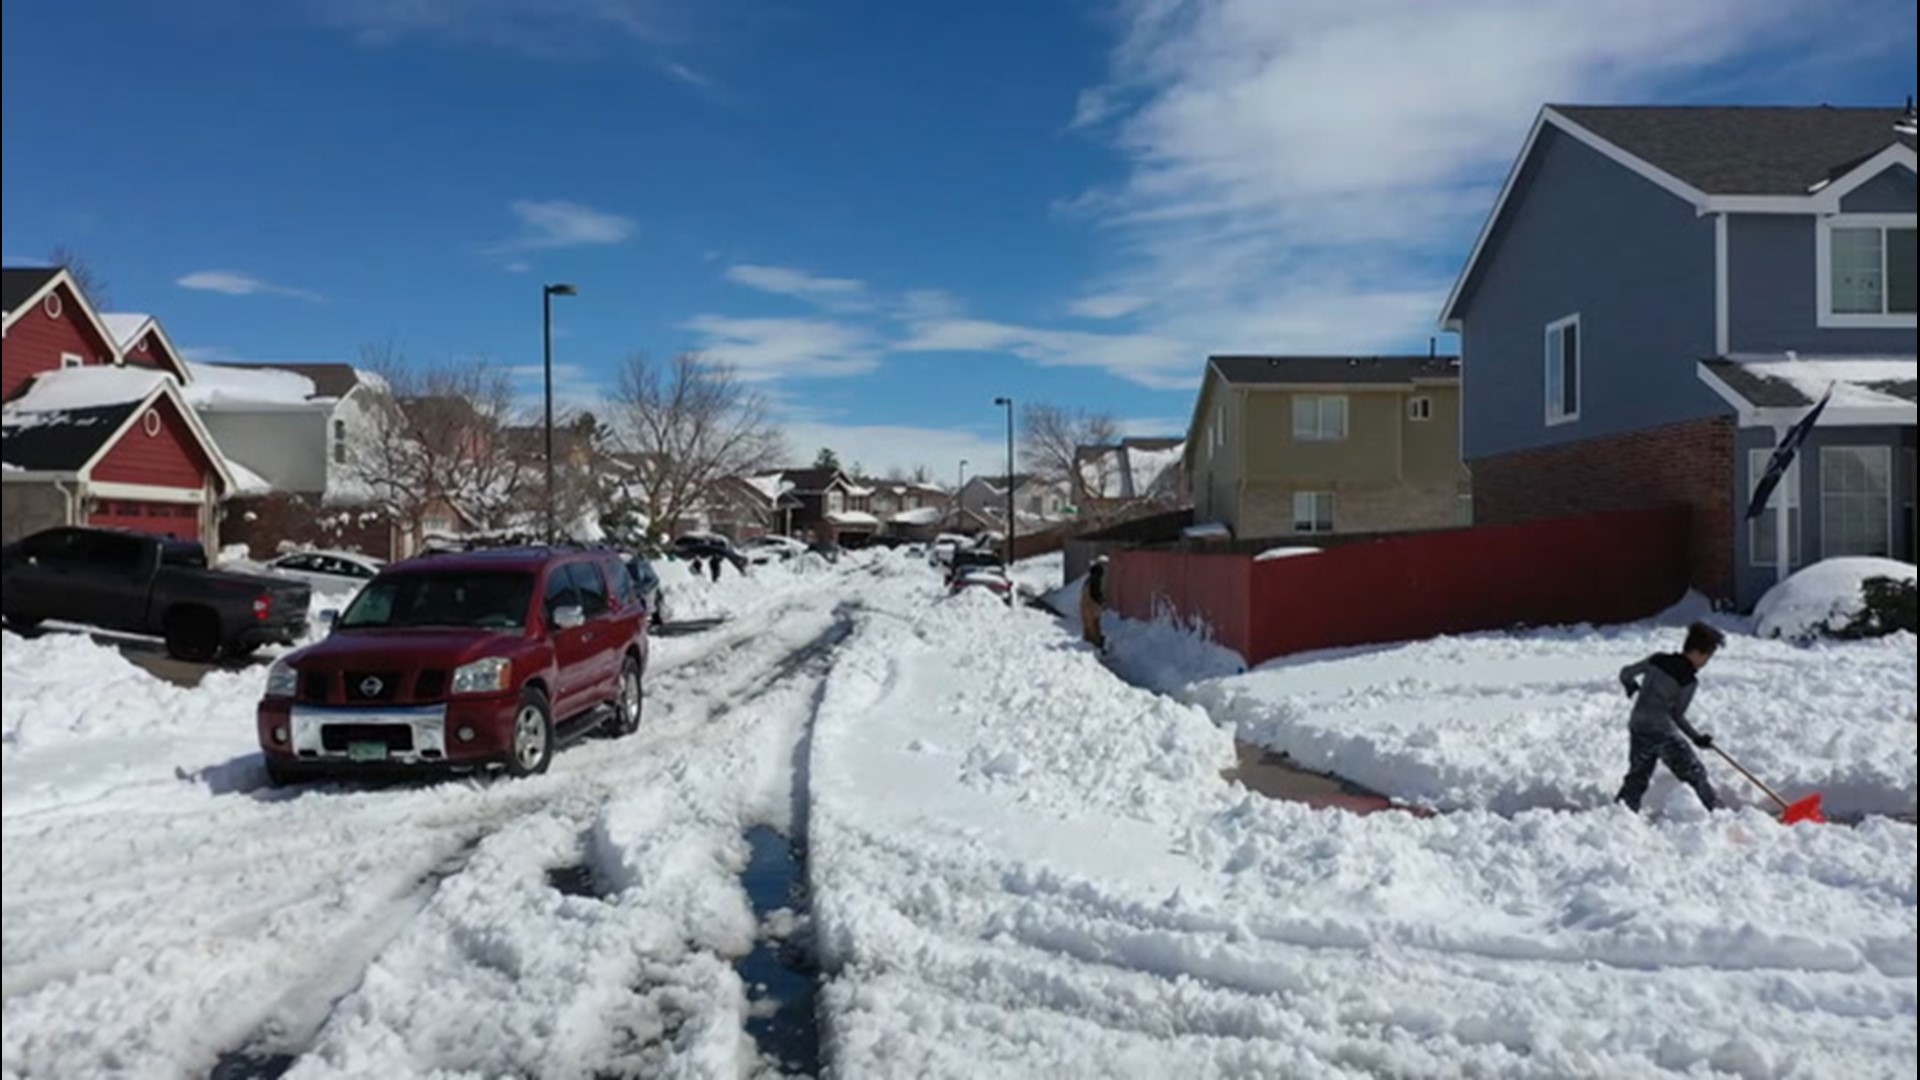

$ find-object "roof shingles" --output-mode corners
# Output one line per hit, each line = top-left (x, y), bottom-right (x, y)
(1552, 105), (1914, 195)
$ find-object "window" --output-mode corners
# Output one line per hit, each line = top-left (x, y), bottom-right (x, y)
(332, 419), (348, 465)
(1819, 217), (1918, 327)
(565, 562), (610, 618)
(827, 490), (845, 515)
(1747, 448), (1802, 569)
(1291, 491), (1335, 534)
(1820, 446), (1893, 558)
(1455, 494), (1474, 527)
(1212, 403), (1224, 451)
(1291, 395), (1348, 442)
(543, 566), (581, 623)
(60, 352), (83, 369)
(1544, 315), (1580, 424)
(1407, 396), (1433, 422)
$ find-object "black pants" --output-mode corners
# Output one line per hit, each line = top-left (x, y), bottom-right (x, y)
(1616, 731), (1719, 812)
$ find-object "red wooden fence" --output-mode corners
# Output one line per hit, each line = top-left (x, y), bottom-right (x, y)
(1108, 506), (1691, 666)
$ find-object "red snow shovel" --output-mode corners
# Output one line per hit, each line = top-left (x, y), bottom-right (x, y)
(1709, 745), (1826, 825)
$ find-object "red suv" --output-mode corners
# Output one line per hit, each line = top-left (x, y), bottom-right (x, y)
(257, 547), (648, 784)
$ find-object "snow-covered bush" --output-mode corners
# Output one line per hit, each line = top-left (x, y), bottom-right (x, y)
(1754, 557), (1919, 641)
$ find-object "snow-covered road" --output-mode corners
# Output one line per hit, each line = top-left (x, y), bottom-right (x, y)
(4, 559), (862, 1079)
(5, 552), (1915, 1079)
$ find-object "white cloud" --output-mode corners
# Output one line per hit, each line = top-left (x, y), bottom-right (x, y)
(772, 416), (1013, 482)
(683, 315), (880, 380)
(1068, 293), (1148, 319)
(312, 0), (678, 56)
(895, 317), (1196, 390)
(724, 264), (870, 308)
(176, 270), (325, 302)
(489, 199), (636, 255)
(1071, 0), (1853, 360)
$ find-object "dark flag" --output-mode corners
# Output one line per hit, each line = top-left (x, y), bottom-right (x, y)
(1745, 384), (1833, 520)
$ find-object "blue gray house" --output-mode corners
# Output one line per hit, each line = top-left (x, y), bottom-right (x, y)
(1442, 103), (1916, 607)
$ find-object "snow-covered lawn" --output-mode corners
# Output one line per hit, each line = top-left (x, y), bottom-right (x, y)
(6, 553), (1916, 1078)
(1106, 600), (1918, 820)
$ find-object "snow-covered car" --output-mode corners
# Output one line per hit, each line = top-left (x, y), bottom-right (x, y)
(928, 533), (977, 567)
(263, 550), (384, 591)
(949, 565), (1014, 599)
(740, 535), (808, 565)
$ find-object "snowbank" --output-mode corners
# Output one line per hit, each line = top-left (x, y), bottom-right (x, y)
(1755, 557), (1917, 641)
(808, 566), (1920, 1077)
(1109, 607), (1918, 818)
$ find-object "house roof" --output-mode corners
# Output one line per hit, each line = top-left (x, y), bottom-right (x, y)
(779, 467), (850, 493)
(2, 401), (143, 470)
(205, 362), (364, 401)
(1443, 103), (1918, 328)
(1551, 105), (1914, 195)
(1, 267), (60, 315)
(100, 313), (192, 383)
(1208, 355), (1460, 386)
(1698, 354), (1918, 426)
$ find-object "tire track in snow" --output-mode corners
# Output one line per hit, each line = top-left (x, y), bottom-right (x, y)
(194, 592), (863, 1079)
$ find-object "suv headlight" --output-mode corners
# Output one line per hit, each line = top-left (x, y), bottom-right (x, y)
(265, 661), (299, 699)
(451, 657), (512, 695)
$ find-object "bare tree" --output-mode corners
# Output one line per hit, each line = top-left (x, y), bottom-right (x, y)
(46, 245), (108, 307)
(610, 352), (786, 541)
(343, 344), (533, 539)
(1021, 402), (1119, 509)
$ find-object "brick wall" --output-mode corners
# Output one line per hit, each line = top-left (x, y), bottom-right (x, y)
(1471, 417), (1733, 600)
(220, 493), (398, 561)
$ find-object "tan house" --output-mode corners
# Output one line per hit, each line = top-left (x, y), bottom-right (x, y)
(1184, 354), (1469, 538)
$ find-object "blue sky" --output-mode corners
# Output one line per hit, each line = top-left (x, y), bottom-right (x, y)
(4, 0), (1914, 475)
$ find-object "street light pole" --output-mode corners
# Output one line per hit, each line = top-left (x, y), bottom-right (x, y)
(992, 397), (1014, 568)
(542, 282), (577, 545)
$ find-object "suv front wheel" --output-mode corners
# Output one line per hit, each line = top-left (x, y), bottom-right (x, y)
(505, 687), (555, 777)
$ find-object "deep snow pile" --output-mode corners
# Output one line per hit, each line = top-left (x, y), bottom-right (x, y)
(1754, 557), (1917, 641)
(1107, 602), (1918, 818)
(807, 578), (1919, 1078)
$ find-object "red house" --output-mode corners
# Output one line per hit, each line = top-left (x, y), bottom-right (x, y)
(2, 267), (234, 543)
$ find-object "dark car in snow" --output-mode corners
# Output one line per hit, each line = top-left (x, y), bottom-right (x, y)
(1, 526), (311, 661)
(256, 546), (647, 784)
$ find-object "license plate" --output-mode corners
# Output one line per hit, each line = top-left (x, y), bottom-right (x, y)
(347, 741), (389, 762)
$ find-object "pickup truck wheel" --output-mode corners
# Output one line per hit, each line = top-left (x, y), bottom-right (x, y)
(505, 688), (554, 778)
(163, 608), (221, 663)
(608, 655), (643, 737)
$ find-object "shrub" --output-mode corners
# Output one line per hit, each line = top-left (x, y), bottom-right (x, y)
(1832, 576), (1918, 639)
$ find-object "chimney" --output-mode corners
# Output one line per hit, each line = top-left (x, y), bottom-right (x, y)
(1429, 336), (1437, 359)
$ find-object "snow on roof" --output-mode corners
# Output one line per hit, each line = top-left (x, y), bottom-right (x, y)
(845, 484), (875, 497)
(1728, 354), (1916, 411)
(100, 313), (154, 350)
(224, 456), (274, 496)
(742, 473), (793, 502)
(828, 510), (881, 527)
(1127, 443), (1183, 495)
(182, 362), (321, 408)
(5, 366), (168, 414)
(890, 506), (943, 526)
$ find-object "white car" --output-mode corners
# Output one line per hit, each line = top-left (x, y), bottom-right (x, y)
(928, 533), (976, 567)
(263, 550), (384, 591)
(741, 535), (809, 564)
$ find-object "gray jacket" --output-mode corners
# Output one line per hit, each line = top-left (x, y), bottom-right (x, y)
(1620, 653), (1705, 741)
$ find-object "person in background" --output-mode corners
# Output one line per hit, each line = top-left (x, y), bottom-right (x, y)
(1081, 555), (1108, 652)
(1614, 621), (1726, 813)
(707, 554), (723, 583)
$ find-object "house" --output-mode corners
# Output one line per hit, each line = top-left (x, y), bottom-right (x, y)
(706, 473), (796, 541)
(858, 478), (950, 540)
(2, 268), (236, 544)
(954, 473), (1072, 535)
(778, 467), (880, 544)
(1441, 103), (1917, 606)
(1182, 355), (1468, 538)
(1074, 437), (1187, 523)
(182, 362), (409, 556)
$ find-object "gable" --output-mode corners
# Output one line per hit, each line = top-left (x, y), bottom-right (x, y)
(1, 282), (119, 401)
(1838, 166), (1918, 214)
(90, 393), (223, 491)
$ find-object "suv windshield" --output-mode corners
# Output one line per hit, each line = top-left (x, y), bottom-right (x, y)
(337, 571), (534, 631)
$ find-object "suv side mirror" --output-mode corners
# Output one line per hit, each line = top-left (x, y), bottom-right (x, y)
(318, 608), (339, 627)
(552, 604), (586, 630)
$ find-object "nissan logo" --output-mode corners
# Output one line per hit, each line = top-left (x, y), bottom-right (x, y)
(359, 676), (384, 697)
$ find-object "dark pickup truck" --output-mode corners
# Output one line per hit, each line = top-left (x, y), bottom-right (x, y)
(1, 527), (312, 661)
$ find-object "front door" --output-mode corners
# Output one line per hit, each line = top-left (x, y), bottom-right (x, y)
(564, 561), (620, 704)
(541, 566), (593, 719)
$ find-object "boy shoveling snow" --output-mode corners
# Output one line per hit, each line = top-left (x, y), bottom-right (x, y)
(1614, 621), (1726, 813)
